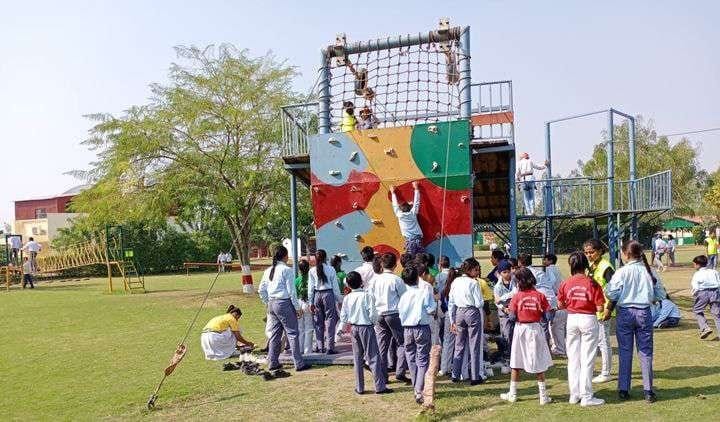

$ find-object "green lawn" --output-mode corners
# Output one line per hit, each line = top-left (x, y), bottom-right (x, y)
(2, 246), (719, 421)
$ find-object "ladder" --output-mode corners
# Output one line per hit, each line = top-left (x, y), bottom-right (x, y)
(120, 260), (145, 293)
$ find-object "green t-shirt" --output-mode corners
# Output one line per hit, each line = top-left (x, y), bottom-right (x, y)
(337, 270), (347, 293)
(429, 266), (439, 277)
(295, 275), (309, 302)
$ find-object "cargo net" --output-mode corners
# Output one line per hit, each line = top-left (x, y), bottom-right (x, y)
(329, 39), (462, 131)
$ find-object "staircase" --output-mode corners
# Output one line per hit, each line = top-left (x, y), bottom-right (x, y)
(120, 259), (145, 293)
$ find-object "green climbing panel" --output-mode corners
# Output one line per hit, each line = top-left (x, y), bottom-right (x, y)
(410, 120), (471, 190)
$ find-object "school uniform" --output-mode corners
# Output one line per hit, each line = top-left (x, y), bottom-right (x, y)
(420, 279), (441, 345)
(435, 268), (450, 344)
(605, 260), (666, 393)
(545, 264), (567, 355)
(494, 277), (516, 361)
(391, 189), (424, 255)
(448, 275), (484, 381)
(651, 299), (681, 328)
(353, 261), (376, 287)
(397, 283), (436, 397)
(308, 263), (343, 352)
(508, 288), (553, 373)
(558, 274), (606, 402)
(340, 288), (387, 393)
(690, 267), (720, 335)
(258, 262), (305, 369)
(369, 270), (409, 377)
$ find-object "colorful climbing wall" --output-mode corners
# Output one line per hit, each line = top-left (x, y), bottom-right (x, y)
(309, 120), (473, 271)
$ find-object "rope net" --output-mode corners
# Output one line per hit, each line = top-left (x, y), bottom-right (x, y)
(329, 39), (462, 131)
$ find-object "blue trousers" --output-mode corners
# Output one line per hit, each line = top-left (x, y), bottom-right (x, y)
(616, 307), (654, 392)
(708, 254), (718, 270)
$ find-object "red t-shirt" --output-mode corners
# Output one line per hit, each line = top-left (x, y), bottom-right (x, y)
(509, 288), (550, 323)
(557, 274), (605, 314)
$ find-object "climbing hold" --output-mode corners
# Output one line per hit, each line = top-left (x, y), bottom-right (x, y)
(461, 195), (469, 203)
(428, 125), (438, 134)
(349, 151), (358, 161)
(458, 142), (465, 148)
(312, 186), (320, 192)
(368, 133), (379, 141)
(350, 185), (360, 192)
(329, 169), (341, 176)
(352, 201), (359, 209)
(431, 161), (439, 172)
(371, 218), (382, 225)
(336, 253), (348, 259)
(328, 137), (339, 144)
(335, 220), (343, 228)
(354, 234), (362, 241)
(384, 147), (396, 155)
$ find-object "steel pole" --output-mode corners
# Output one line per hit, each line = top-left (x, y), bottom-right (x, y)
(290, 174), (299, 277)
(509, 154), (519, 257)
(325, 26), (464, 57)
(628, 116), (638, 239)
(544, 122), (554, 253)
(458, 26), (472, 120)
(318, 50), (331, 134)
(607, 111), (617, 266)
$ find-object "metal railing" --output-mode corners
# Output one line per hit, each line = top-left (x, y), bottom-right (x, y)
(280, 102), (318, 157)
(515, 171), (672, 218)
(471, 80), (514, 143)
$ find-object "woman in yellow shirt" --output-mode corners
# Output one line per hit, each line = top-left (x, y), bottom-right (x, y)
(200, 305), (255, 360)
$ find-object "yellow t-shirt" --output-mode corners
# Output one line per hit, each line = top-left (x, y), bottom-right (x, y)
(477, 278), (495, 302)
(707, 237), (718, 255)
(203, 313), (239, 333)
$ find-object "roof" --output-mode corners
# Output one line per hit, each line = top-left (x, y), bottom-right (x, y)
(663, 216), (701, 230)
(14, 185), (89, 203)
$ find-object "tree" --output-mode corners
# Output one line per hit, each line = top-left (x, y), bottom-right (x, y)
(579, 116), (703, 215)
(71, 45), (299, 266)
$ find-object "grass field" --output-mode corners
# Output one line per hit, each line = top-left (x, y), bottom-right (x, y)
(2, 246), (719, 421)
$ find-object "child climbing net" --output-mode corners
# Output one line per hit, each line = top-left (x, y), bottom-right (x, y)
(329, 39), (462, 131)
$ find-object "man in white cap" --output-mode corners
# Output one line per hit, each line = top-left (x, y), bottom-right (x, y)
(516, 152), (548, 215)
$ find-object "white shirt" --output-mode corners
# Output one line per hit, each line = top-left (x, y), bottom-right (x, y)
(391, 189), (423, 239)
(22, 260), (33, 274)
(258, 262), (300, 310)
(530, 266), (558, 309)
(516, 157), (545, 182)
(369, 270), (407, 315)
(217, 254), (224, 264)
(308, 263), (342, 303)
(23, 240), (41, 253)
(545, 264), (563, 293)
(447, 275), (483, 324)
(340, 289), (378, 325)
(691, 267), (720, 293)
(397, 284), (436, 326)
(654, 238), (667, 254)
(9, 236), (22, 249)
(353, 261), (375, 287)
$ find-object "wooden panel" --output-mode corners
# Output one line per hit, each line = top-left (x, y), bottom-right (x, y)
(471, 112), (514, 126)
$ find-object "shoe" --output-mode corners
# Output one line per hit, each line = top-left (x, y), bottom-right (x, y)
(618, 390), (630, 400)
(592, 374), (612, 383)
(437, 370), (446, 377)
(451, 377), (461, 383)
(386, 366), (396, 373)
(415, 393), (424, 404)
(470, 377), (486, 386)
(375, 388), (393, 394)
(644, 391), (657, 403)
(355, 389), (365, 395)
(271, 369), (291, 378)
(363, 363), (371, 371)
(326, 349), (338, 355)
(395, 374), (412, 384)
(500, 366), (511, 375)
(539, 394), (552, 405)
(268, 365), (283, 371)
(222, 362), (240, 371)
(500, 392), (517, 402)
(295, 364), (312, 372)
(568, 395), (581, 404)
(700, 327), (714, 339)
(581, 397), (605, 406)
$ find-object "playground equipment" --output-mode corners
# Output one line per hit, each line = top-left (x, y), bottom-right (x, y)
(280, 21), (671, 269)
(6, 225), (145, 293)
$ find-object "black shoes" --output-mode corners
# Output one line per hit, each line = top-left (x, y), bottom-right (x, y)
(451, 378), (461, 383)
(355, 389), (365, 395)
(618, 390), (630, 400)
(295, 364), (312, 372)
(470, 378), (485, 386)
(395, 374), (412, 384)
(376, 388), (393, 394)
(644, 391), (657, 403)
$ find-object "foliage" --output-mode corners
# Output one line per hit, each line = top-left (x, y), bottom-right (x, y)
(692, 225), (706, 245)
(70, 45), (300, 265)
(579, 116), (703, 215)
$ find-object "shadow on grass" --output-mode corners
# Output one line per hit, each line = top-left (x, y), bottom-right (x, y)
(654, 365), (720, 380)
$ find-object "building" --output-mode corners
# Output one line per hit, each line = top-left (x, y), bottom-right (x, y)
(13, 186), (88, 248)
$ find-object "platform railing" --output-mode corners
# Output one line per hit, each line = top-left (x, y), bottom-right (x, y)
(471, 80), (514, 143)
(515, 170), (672, 218)
(281, 102), (318, 158)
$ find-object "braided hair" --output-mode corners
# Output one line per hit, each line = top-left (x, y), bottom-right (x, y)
(269, 245), (288, 280)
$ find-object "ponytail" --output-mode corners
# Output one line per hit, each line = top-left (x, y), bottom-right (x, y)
(640, 253), (658, 284)
(442, 267), (458, 299)
(269, 245), (289, 280)
(316, 249), (328, 284)
(622, 240), (657, 284)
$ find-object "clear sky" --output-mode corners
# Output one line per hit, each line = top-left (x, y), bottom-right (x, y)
(2, 0), (719, 225)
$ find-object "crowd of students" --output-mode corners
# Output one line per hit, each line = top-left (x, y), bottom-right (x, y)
(199, 239), (720, 408)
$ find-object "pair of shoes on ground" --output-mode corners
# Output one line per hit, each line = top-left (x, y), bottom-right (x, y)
(569, 395), (605, 406)
(500, 392), (552, 405)
(700, 327), (714, 339)
(592, 374), (613, 383)
(355, 388), (394, 395)
(618, 390), (657, 403)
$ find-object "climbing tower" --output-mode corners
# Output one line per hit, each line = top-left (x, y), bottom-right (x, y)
(281, 21), (518, 270)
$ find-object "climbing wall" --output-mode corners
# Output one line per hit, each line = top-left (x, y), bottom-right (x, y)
(309, 120), (473, 270)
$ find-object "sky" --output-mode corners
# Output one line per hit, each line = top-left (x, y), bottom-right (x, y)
(1, 0), (719, 224)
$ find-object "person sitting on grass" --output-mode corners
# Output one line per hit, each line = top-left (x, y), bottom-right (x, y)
(651, 294), (681, 329)
(500, 268), (554, 405)
(200, 305), (255, 360)
(340, 271), (393, 395)
(690, 255), (720, 339)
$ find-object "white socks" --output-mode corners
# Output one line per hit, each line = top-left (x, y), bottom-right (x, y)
(538, 381), (547, 394)
(509, 381), (518, 396)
